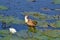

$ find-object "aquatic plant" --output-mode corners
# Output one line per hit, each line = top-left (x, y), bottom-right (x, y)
(0, 6), (8, 10)
(41, 8), (51, 11)
(0, 29), (60, 40)
(55, 20), (60, 27)
(0, 15), (25, 29)
(26, 0), (36, 2)
(42, 30), (60, 38)
(37, 21), (48, 27)
(49, 20), (60, 28)
(49, 22), (56, 28)
(22, 12), (60, 28)
(23, 12), (60, 20)
(53, 0), (60, 4)
(0, 15), (24, 25)
(0, 12), (60, 28)
(0, 12), (59, 28)
(0, 30), (9, 35)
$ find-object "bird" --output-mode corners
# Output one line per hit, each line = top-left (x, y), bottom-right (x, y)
(25, 15), (37, 33)
(9, 28), (17, 34)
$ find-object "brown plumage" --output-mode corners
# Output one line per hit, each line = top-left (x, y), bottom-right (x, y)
(27, 19), (37, 26)
(25, 15), (37, 33)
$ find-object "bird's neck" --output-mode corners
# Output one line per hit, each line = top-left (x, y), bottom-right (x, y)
(25, 16), (28, 23)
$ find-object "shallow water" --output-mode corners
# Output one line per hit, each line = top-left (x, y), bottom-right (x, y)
(0, 0), (60, 40)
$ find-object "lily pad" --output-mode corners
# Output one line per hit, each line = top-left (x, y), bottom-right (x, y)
(0, 15), (25, 24)
(23, 12), (59, 21)
(43, 30), (60, 38)
(0, 29), (60, 40)
(53, 0), (60, 4)
(0, 6), (8, 10)
(56, 20), (60, 27)
(37, 21), (48, 27)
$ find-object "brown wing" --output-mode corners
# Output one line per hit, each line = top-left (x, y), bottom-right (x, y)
(32, 20), (37, 25)
(27, 19), (37, 26)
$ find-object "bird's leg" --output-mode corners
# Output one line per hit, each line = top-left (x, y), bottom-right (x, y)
(27, 26), (36, 39)
(26, 27), (32, 39)
(31, 28), (36, 40)
(26, 26), (34, 39)
(29, 26), (37, 33)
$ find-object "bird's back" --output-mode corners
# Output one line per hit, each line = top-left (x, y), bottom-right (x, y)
(27, 19), (37, 27)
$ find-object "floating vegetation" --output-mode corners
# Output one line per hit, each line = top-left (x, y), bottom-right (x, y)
(0, 12), (60, 28)
(55, 20), (60, 27)
(50, 22), (56, 28)
(23, 12), (60, 20)
(0, 30), (9, 35)
(32, 13), (47, 20)
(41, 8), (51, 11)
(31, 0), (36, 2)
(0, 6), (8, 10)
(22, 12), (60, 28)
(50, 20), (60, 28)
(53, 0), (60, 4)
(41, 8), (60, 11)
(0, 29), (60, 40)
(37, 21), (48, 27)
(26, 0), (36, 2)
(43, 30), (60, 38)
(0, 0), (60, 40)
(43, 8), (60, 11)
(23, 12), (48, 20)
(0, 15), (24, 25)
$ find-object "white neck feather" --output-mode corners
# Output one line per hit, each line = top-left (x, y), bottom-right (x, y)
(25, 16), (28, 23)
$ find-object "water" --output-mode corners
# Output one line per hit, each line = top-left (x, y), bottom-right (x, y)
(0, 0), (60, 31)
(0, 0), (60, 40)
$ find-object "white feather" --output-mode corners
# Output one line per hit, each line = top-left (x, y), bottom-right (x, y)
(25, 16), (28, 23)
(9, 28), (16, 34)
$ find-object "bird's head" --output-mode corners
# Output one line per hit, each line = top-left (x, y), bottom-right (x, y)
(25, 15), (29, 23)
